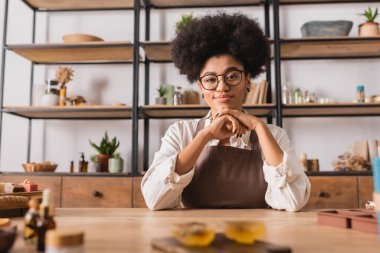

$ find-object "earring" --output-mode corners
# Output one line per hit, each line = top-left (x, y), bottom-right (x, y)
(245, 86), (251, 93)
(201, 94), (204, 98)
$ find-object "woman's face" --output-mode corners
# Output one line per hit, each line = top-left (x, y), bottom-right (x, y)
(197, 54), (251, 115)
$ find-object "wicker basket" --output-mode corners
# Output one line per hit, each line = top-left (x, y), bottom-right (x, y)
(22, 162), (57, 172)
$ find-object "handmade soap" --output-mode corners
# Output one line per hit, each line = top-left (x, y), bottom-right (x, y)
(172, 222), (215, 247)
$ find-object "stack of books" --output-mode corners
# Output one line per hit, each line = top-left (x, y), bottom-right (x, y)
(243, 80), (269, 105)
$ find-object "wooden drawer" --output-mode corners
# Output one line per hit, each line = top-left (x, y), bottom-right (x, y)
(0, 175), (61, 207)
(132, 177), (147, 208)
(358, 176), (373, 209)
(61, 177), (132, 207)
(305, 176), (358, 209)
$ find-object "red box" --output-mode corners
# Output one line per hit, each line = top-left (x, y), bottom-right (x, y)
(21, 182), (38, 192)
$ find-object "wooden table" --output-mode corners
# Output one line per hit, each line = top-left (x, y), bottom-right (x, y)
(9, 208), (380, 253)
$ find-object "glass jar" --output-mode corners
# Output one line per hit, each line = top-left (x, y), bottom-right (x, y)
(356, 85), (365, 103)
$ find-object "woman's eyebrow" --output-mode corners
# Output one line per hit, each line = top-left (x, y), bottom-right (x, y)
(202, 67), (240, 76)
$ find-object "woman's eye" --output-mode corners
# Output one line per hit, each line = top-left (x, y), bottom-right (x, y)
(204, 77), (216, 83)
(226, 73), (238, 80)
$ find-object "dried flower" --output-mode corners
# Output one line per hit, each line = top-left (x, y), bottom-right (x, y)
(55, 66), (74, 88)
(333, 152), (371, 171)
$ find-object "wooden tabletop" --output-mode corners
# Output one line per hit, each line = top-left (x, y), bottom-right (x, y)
(9, 208), (380, 253)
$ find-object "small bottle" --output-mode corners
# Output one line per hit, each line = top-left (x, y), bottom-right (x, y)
(173, 86), (182, 105)
(79, 153), (88, 173)
(70, 161), (74, 173)
(59, 86), (67, 106)
(36, 189), (56, 252)
(46, 229), (84, 253)
(24, 197), (41, 244)
(356, 85), (365, 103)
(281, 81), (290, 104)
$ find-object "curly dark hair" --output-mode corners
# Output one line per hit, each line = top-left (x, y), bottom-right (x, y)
(171, 12), (270, 83)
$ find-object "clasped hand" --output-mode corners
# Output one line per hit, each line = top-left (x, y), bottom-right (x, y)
(206, 109), (263, 140)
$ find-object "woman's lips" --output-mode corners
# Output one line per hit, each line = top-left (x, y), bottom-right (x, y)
(213, 94), (233, 103)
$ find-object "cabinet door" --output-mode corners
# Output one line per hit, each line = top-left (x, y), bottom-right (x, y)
(358, 176), (373, 209)
(0, 175), (61, 207)
(132, 177), (147, 208)
(305, 176), (358, 209)
(61, 177), (132, 207)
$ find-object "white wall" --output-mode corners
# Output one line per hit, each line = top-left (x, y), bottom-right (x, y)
(0, 2), (379, 173)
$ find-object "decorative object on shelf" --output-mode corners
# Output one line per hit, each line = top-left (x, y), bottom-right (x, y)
(293, 88), (304, 104)
(66, 95), (87, 106)
(173, 86), (183, 105)
(55, 66), (74, 106)
(78, 153), (88, 173)
(175, 14), (196, 33)
(20, 179), (38, 192)
(22, 162), (58, 172)
(42, 80), (59, 106)
(301, 20), (353, 37)
(281, 82), (291, 104)
(162, 84), (175, 105)
(62, 33), (104, 43)
(89, 132), (120, 172)
(108, 153), (124, 173)
(307, 159), (319, 172)
(333, 152), (371, 171)
(155, 86), (168, 105)
(244, 80), (268, 105)
(365, 94), (380, 103)
(183, 89), (200, 104)
(299, 153), (308, 172)
(359, 7), (380, 37)
(356, 85), (365, 103)
(89, 155), (100, 173)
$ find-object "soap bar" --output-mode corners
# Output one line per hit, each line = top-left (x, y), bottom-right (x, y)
(20, 179), (38, 192)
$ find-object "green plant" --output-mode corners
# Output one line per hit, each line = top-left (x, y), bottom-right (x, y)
(175, 14), (195, 33)
(360, 7), (378, 23)
(113, 152), (121, 159)
(157, 86), (168, 97)
(89, 131), (120, 155)
(89, 154), (99, 162)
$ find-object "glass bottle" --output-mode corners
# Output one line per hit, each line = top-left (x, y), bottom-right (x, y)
(281, 84), (290, 104)
(173, 86), (183, 105)
(356, 85), (365, 103)
(70, 161), (74, 173)
(23, 197), (41, 244)
(36, 189), (56, 252)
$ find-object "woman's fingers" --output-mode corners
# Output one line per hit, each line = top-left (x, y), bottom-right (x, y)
(218, 109), (257, 130)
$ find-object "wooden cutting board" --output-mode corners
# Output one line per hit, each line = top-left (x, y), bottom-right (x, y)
(152, 233), (292, 253)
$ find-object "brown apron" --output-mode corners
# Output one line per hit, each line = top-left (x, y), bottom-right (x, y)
(182, 117), (268, 208)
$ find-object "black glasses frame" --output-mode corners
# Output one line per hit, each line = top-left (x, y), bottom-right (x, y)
(199, 69), (244, 91)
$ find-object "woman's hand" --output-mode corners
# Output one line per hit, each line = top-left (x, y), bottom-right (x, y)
(204, 114), (247, 140)
(217, 109), (264, 131)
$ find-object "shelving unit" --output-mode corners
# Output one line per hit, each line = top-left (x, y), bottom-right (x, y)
(0, 0), (140, 174)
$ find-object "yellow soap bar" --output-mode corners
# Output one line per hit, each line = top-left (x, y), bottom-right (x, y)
(173, 222), (216, 247)
(224, 221), (266, 244)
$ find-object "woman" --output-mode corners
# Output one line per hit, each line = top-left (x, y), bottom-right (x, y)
(141, 13), (310, 211)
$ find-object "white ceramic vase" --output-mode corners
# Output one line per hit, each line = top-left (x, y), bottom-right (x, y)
(108, 158), (124, 173)
(42, 94), (59, 106)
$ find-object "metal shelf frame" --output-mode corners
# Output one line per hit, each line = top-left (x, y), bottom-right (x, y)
(0, 0), (141, 175)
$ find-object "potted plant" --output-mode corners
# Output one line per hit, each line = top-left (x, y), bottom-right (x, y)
(108, 152), (124, 173)
(89, 131), (120, 172)
(175, 14), (196, 33)
(359, 7), (379, 37)
(155, 86), (168, 105)
(89, 154), (100, 172)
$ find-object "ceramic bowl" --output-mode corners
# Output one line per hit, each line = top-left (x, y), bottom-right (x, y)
(0, 226), (17, 253)
(63, 33), (104, 43)
(301, 20), (353, 37)
(22, 162), (58, 172)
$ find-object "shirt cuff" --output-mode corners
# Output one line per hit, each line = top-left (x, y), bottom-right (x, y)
(263, 151), (295, 188)
(152, 153), (194, 189)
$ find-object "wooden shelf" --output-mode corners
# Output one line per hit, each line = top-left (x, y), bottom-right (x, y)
(142, 37), (380, 62)
(23, 0), (134, 10)
(140, 104), (275, 119)
(283, 103), (380, 117)
(281, 37), (380, 60)
(280, 0), (378, 4)
(2, 106), (132, 119)
(148, 0), (262, 8)
(7, 41), (134, 63)
(141, 41), (172, 62)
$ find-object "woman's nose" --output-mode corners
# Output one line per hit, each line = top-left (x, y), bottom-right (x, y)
(215, 77), (229, 91)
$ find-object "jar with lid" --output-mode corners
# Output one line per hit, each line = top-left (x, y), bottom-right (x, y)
(356, 85), (365, 103)
(281, 83), (290, 104)
(173, 86), (183, 105)
(42, 80), (59, 106)
(46, 229), (84, 253)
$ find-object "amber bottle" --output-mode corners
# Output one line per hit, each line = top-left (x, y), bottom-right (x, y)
(23, 197), (41, 244)
(36, 189), (56, 251)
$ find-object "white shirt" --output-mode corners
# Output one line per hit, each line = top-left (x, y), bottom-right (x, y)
(141, 116), (311, 211)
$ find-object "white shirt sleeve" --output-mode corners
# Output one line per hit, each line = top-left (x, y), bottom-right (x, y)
(263, 124), (311, 211)
(141, 120), (199, 210)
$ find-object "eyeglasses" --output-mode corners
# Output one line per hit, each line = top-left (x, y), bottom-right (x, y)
(199, 69), (244, 91)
